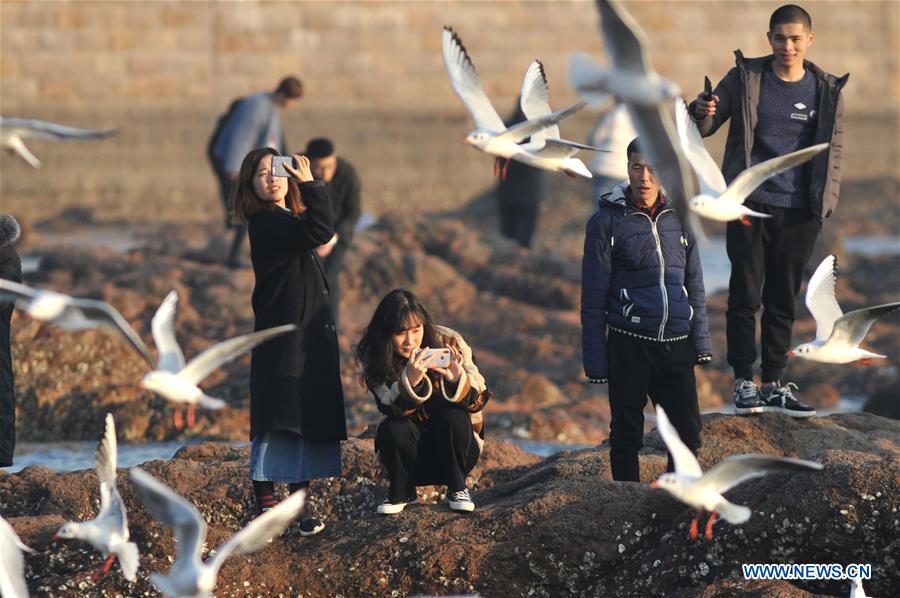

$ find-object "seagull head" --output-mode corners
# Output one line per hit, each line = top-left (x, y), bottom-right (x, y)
(688, 195), (719, 218)
(53, 522), (82, 541)
(788, 342), (814, 358)
(28, 292), (68, 320)
(650, 473), (684, 497)
(465, 130), (491, 149)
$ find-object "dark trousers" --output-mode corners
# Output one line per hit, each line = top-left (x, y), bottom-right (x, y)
(213, 164), (248, 266)
(497, 197), (539, 249)
(726, 203), (820, 383)
(607, 331), (701, 482)
(374, 407), (480, 502)
(321, 243), (348, 326)
(0, 303), (14, 467)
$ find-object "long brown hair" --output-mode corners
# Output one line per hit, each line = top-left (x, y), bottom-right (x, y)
(231, 148), (305, 224)
(356, 289), (443, 388)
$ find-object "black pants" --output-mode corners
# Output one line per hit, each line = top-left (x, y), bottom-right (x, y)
(321, 242), (348, 326)
(374, 406), (480, 503)
(497, 196), (539, 249)
(726, 203), (820, 383)
(607, 331), (701, 482)
(0, 302), (14, 467)
(213, 164), (248, 266)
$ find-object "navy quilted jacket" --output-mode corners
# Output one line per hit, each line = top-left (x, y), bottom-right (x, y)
(581, 184), (711, 379)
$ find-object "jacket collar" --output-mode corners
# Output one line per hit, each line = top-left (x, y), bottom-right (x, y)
(600, 182), (671, 213)
(733, 49), (849, 88)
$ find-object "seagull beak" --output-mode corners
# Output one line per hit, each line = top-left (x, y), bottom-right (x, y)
(787, 351), (796, 357)
(51, 534), (61, 541)
(649, 481), (659, 489)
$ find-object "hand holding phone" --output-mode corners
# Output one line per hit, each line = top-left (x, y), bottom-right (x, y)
(272, 156), (294, 178)
(418, 347), (452, 369)
(272, 154), (314, 182)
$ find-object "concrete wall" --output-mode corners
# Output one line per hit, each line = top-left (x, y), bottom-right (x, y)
(1, 1), (898, 222)
(1, 0), (897, 112)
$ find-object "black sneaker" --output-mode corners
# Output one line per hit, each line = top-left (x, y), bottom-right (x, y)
(284, 517), (325, 538)
(760, 382), (816, 418)
(732, 378), (763, 415)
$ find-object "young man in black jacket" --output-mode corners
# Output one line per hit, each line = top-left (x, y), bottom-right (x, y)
(691, 4), (848, 418)
(306, 137), (361, 327)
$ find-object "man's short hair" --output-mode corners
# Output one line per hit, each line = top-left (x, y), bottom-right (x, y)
(275, 76), (304, 99)
(305, 137), (335, 159)
(626, 137), (643, 160)
(769, 4), (812, 31)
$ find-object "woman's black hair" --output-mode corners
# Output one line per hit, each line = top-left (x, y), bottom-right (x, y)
(356, 289), (442, 387)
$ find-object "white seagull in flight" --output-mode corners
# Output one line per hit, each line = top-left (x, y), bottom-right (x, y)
(674, 99), (829, 224)
(442, 25), (587, 180)
(141, 290), (296, 429)
(129, 467), (306, 598)
(517, 60), (611, 179)
(1, 514), (35, 598)
(790, 255), (900, 364)
(53, 413), (139, 582)
(1, 116), (117, 168)
(650, 406), (822, 540)
(0, 279), (155, 366)
(570, 0), (702, 240)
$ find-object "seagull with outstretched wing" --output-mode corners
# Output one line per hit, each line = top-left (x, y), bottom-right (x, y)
(141, 290), (296, 429)
(675, 99), (830, 224)
(129, 467), (306, 598)
(790, 255), (900, 364)
(517, 60), (611, 179)
(570, 0), (702, 239)
(442, 26), (587, 180)
(650, 406), (823, 540)
(54, 414), (139, 582)
(0, 279), (155, 366)
(1, 116), (117, 168)
(1, 514), (34, 598)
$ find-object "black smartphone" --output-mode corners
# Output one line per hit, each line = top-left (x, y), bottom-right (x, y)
(704, 76), (713, 100)
(272, 156), (294, 178)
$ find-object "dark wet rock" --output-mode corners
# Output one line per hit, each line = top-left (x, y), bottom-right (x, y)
(3, 413), (898, 597)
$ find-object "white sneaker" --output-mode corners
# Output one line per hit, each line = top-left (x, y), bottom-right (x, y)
(376, 499), (411, 515)
(448, 489), (475, 513)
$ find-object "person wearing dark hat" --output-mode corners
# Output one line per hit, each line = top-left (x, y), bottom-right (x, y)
(306, 137), (361, 327)
(0, 213), (22, 467)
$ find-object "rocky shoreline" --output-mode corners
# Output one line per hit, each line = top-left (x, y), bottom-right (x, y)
(2, 412), (897, 597)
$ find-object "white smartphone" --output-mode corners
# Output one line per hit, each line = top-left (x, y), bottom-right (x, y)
(271, 156), (294, 178)
(418, 347), (452, 368)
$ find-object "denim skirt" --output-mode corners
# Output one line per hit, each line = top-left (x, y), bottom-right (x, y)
(249, 431), (342, 483)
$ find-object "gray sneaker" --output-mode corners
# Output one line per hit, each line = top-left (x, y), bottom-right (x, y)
(760, 382), (816, 418)
(733, 378), (764, 415)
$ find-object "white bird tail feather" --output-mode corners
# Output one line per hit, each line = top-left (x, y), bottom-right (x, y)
(198, 395), (227, 410)
(569, 52), (611, 106)
(117, 541), (140, 581)
(744, 208), (772, 219)
(563, 158), (593, 178)
(716, 500), (751, 524)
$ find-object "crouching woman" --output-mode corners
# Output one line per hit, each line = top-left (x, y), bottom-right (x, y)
(357, 289), (490, 515)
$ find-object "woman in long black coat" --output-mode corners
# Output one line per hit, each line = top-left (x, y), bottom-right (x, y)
(232, 147), (347, 537)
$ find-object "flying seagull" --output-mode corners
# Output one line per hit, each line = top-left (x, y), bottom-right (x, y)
(790, 255), (900, 364)
(141, 290), (296, 429)
(442, 25), (587, 180)
(517, 60), (611, 179)
(53, 414), (139, 582)
(570, 0), (702, 239)
(674, 100), (829, 224)
(1, 116), (117, 168)
(0, 279), (155, 366)
(650, 406), (823, 540)
(0, 515), (34, 598)
(129, 467), (306, 598)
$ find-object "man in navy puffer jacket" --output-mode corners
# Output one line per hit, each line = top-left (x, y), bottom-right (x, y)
(581, 138), (712, 482)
